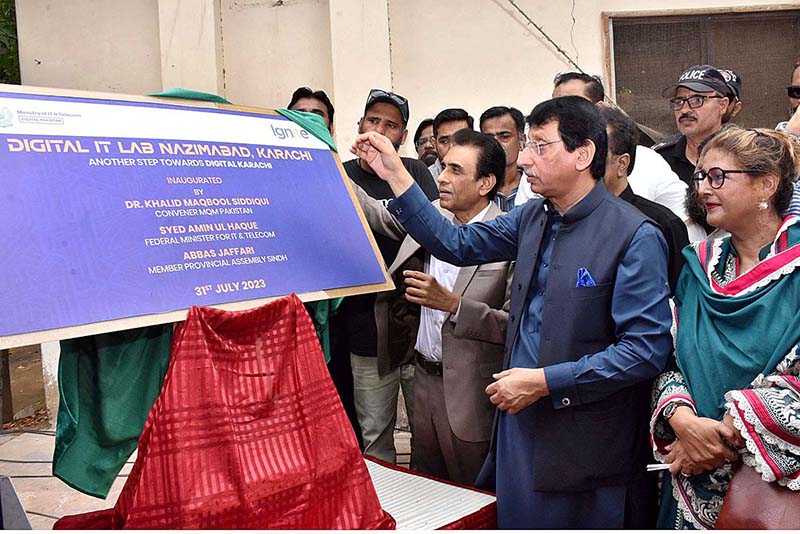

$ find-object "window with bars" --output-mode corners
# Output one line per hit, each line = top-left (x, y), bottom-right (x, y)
(608, 9), (800, 141)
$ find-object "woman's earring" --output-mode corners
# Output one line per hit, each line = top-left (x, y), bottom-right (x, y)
(758, 199), (769, 211)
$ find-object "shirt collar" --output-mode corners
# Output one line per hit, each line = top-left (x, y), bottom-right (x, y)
(466, 203), (492, 224)
(671, 135), (688, 161)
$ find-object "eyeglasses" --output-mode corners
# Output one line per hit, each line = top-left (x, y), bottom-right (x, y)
(669, 95), (725, 111)
(788, 86), (800, 99)
(692, 167), (758, 189)
(415, 136), (435, 149)
(522, 139), (561, 156)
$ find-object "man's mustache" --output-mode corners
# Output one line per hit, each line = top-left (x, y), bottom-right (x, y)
(679, 113), (697, 121)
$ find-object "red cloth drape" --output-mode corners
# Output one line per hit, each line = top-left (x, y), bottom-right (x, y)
(56, 294), (394, 529)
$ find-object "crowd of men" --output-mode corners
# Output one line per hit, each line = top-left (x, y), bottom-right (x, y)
(285, 59), (800, 528)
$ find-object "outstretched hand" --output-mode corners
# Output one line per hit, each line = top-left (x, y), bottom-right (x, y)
(351, 131), (407, 183)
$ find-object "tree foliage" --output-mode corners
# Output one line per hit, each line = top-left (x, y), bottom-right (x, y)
(0, 0), (19, 84)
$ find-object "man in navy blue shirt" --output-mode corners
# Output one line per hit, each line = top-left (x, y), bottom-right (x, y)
(351, 97), (672, 529)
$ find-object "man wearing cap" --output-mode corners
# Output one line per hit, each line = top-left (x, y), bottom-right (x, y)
(653, 65), (731, 187)
(342, 89), (439, 464)
(413, 118), (438, 167)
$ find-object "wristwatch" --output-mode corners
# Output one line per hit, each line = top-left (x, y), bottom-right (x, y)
(663, 401), (692, 421)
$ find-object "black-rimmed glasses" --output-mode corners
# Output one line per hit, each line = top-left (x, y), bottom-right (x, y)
(788, 86), (800, 99)
(669, 95), (725, 111)
(522, 139), (561, 156)
(692, 167), (758, 189)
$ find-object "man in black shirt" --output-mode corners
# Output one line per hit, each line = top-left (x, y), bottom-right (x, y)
(343, 89), (439, 463)
(653, 65), (729, 187)
(601, 107), (689, 295)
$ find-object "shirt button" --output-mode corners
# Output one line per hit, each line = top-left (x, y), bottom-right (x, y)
(511, 314), (516, 322)
(562, 397), (571, 406)
(542, 262), (548, 268)
(537, 290), (544, 296)
(517, 283), (522, 290)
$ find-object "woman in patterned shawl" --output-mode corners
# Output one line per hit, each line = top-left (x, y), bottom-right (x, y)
(651, 126), (800, 529)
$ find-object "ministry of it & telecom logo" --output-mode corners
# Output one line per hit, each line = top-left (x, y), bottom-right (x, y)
(0, 106), (13, 127)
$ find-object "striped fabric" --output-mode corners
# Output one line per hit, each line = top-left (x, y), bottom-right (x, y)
(786, 181), (800, 217)
(58, 295), (393, 529)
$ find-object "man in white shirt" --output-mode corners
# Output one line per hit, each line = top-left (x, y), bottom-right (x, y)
(353, 129), (513, 485)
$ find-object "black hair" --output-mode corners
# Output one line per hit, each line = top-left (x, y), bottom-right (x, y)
(601, 106), (638, 175)
(479, 106), (525, 135)
(433, 108), (474, 138)
(553, 72), (605, 104)
(451, 129), (504, 200)
(414, 118), (434, 144)
(287, 87), (335, 125)
(527, 96), (608, 180)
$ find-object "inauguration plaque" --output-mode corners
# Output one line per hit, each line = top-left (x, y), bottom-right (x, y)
(0, 86), (392, 349)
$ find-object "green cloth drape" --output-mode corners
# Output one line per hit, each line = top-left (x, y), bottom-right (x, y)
(275, 108), (337, 151)
(53, 325), (172, 498)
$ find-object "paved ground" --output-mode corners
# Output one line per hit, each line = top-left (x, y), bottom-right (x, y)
(395, 429), (411, 469)
(1, 427), (410, 528)
(0, 431), (130, 529)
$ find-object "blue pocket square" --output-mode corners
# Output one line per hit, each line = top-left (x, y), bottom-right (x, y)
(576, 268), (596, 287)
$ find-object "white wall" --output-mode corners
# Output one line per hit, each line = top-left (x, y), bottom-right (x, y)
(16, 0), (162, 94)
(221, 0), (334, 111)
(388, 0), (789, 156)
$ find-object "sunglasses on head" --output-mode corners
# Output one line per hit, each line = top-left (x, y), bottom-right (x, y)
(367, 89), (409, 120)
(788, 86), (800, 99)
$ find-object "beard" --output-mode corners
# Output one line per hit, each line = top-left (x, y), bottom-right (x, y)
(419, 150), (438, 166)
(685, 184), (710, 230)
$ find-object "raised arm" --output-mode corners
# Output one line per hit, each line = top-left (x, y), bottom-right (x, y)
(351, 132), (521, 267)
